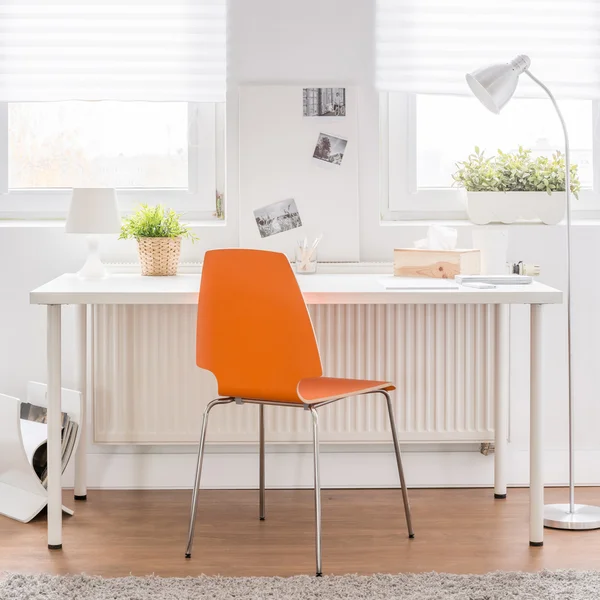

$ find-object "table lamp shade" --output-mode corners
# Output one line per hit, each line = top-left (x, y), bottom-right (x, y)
(65, 188), (121, 234)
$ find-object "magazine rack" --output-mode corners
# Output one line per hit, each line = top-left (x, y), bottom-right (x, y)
(0, 382), (82, 523)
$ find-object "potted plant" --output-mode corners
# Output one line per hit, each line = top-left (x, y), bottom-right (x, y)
(452, 146), (580, 225)
(119, 204), (198, 276)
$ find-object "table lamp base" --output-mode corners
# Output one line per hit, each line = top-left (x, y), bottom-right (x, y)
(77, 235), (108, 280)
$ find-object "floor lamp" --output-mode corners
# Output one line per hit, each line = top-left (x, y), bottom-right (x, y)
(466, 55), (600, 530)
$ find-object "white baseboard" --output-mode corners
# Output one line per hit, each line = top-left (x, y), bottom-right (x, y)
(61, 448), (600, 490)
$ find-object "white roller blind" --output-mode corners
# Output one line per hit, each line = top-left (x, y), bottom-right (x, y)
(376, 0), (600, 99)
(0, 0), (226, 102)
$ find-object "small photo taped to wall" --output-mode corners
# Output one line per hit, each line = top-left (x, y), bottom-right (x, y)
(254, 198), (303, 239)
(312, 132), (347, 166)
(303, 87), (346, 117)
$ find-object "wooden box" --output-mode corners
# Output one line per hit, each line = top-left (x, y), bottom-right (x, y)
(393, 248), (481, 279)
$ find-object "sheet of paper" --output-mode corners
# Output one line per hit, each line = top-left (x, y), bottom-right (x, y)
(378, 276), (459, 290)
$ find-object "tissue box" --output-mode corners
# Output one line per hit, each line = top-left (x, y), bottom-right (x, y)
(393, 248), (481, 279)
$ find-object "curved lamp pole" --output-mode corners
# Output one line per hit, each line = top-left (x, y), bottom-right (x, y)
(466, 55), (600, 530)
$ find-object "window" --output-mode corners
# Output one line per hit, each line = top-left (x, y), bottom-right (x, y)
(0, 101), (225, 219)
(416, 96), (593, 190)
(0, 0), (226, 219)
(381, 93), (599, 219)
(10, 103), (189, 189)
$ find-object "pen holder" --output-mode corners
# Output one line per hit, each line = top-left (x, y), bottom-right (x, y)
(295, 246), (318, 274)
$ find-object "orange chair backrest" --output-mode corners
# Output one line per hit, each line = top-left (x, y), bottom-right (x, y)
(197, 249), (323, 402)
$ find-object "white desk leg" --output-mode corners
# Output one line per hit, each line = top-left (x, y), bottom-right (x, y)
(530, 304), (544, 546)
(47, 304), (63, 549)
(74, 305), (87, 501)
(494, 305), (509, 499)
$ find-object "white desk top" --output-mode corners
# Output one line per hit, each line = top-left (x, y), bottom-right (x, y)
(30, 273), (563, 306)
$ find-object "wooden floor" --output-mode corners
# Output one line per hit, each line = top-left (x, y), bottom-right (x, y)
(2, 488), (600, 577)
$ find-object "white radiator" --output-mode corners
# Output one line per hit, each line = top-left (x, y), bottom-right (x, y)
(92, 304), (497, 444)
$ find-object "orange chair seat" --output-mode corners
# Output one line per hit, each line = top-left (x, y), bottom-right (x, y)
(297, 377), (395, 404)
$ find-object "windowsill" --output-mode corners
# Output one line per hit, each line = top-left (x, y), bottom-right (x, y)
(381, 218), (600, 227)
(0, 218), (228, 228)
(5, 217), (600, 230)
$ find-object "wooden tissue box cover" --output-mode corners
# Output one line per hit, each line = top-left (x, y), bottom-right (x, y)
(393, 248), (481, 279)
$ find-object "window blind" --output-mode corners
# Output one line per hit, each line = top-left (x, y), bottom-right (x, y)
(0, 0), (226, 102)
(376, 0), (600, 99)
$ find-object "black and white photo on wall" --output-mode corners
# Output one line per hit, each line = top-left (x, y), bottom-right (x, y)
(254, 199), (303, 238)
(303, 88), (346, 117)
(313, 132), (347, 166)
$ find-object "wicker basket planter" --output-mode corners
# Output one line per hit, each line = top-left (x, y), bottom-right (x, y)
(137, 237), (182, 276)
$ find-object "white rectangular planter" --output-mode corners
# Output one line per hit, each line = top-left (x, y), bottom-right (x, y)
(465, 191), (566, 225)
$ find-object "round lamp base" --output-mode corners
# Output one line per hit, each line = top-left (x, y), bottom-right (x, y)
(544, 504), (600, 530)
(77, 235), (108, 280)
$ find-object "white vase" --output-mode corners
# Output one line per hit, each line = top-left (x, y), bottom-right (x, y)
(471, 226), (509, 275)
(464, 190), (566, 225)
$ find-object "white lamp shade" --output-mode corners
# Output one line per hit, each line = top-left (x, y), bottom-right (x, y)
(65, 188), (121, 234)
(466, 55), (531, 114)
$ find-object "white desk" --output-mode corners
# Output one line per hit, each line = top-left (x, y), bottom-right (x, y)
(30, 273), (562, 549)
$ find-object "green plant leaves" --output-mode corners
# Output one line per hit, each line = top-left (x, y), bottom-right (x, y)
(452, 145), (581, 198)
(119, 204), (199, 242)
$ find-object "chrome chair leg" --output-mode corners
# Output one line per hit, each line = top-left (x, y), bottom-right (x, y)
(381, 390), (415, 538)
(185, 398), (233, 558)
(259, 404), (266, 521)
(309, 406), (323, 576)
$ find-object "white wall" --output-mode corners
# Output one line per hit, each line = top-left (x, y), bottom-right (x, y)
(1, 0), (599, 491)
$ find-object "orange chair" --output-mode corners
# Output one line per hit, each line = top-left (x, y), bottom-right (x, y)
(185, 249), (413, 575)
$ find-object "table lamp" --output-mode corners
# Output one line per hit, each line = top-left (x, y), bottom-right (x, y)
(65, 188), (121, 280)
(466, 56), (600, 531)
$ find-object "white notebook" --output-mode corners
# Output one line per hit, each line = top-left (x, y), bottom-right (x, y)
(379, 276), (459, 290)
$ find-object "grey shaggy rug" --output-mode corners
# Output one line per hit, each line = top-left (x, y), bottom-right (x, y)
(2, 571), (600, 599)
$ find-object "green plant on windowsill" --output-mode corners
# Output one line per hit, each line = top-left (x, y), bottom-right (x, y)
(452, 145), (581, 198)
(119, 204), (198, 276)
(214, 191), (224, 220)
